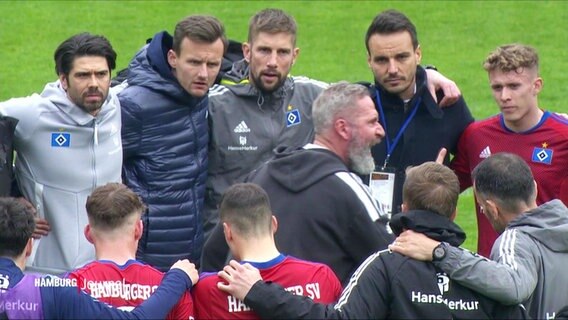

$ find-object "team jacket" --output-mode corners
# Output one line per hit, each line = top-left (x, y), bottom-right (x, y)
(202, 144), (393, 284)
(451, 112), (568, 257)
(435, 200), (568, 320)
(204, 59), (327, 239)
(0, 81), (122, 274)
(68, 259), (193, 319)
(365, 66), (473, 214)
(118, 31), (209, 270)
(192, 254), (342, 319)
(0, 257), (192, 319)
(242, 210), (527, 319)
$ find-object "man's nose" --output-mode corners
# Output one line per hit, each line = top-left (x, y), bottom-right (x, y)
(88, 74), (99, 87)
(500, 87), (512, 101)
(267, 52), (278, 67)
(376, 123), (385, 139)
(197, 64), (208, 78)
(387, 60), (398, 74)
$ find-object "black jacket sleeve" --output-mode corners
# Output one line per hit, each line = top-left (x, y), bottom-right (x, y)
(245, 281), (340, 319)
(245, 252), (390, 319)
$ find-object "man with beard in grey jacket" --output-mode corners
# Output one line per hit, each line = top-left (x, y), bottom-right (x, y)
(0, 33), (121, 274)
(391, 152), (568, 320)
(204, 8), (327, 243)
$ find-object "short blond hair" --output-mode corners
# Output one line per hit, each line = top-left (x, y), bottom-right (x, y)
(483, 44), (539, 74)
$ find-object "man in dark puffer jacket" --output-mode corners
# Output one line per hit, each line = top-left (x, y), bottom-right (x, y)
(117, 15), (228, 271)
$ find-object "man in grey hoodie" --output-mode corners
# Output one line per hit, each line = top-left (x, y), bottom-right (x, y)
(390, 152), (568, 320)
(0, 33), (121, 274)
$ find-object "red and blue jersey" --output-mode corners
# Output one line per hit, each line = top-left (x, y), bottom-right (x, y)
(452, 111), (568, 257)
(68, 259), (194, 319)
(191, 254), (342, 319)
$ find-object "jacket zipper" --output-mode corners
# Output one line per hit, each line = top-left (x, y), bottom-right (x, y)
(92, 120), (98, 188)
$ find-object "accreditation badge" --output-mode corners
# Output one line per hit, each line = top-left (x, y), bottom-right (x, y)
(369, 168), (396, 215)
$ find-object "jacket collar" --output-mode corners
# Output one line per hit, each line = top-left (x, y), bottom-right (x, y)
(389, 209), (466, 246)
(40, 80), (116, 126)
(226, 76), (294, 111)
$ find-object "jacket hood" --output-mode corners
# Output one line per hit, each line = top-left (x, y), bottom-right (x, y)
(389, 209), (466, 246)
(222, 58), (250, 83)
(40, 80), (114, 126)
(127, 31), (203, 104)
(508, 199), (568, 252)
(259, 145), (348, 193)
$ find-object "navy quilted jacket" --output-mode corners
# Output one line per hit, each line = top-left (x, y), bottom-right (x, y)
(118, 31), (208, 271)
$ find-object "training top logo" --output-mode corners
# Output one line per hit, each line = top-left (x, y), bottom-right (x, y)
(51, 132), (71, 147)
(228, 120), (258, 152)
(437, 273), (450, 295)
(0, 274), (9, 290)
(234, 121), (251, 133)
(286, 105), (301, 127)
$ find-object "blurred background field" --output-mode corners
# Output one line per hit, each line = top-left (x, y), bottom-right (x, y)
(1, 0), (566, 251)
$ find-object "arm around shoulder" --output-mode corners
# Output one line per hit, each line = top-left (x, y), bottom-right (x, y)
(436, 234), (538, 305)
(52, 266), (194, 319)
(245, 281), (339, 319)
(0, 96), (42, 141)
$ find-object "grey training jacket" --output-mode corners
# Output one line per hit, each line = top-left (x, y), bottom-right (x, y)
(204, 75), (327, 238)
(435, 199), (568, 319)
(0, 81), (122, 274)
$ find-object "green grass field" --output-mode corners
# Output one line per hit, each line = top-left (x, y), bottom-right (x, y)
(1, 1), (567, 251)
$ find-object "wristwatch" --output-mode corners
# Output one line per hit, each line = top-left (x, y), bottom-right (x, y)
(432, 242), (448, 261)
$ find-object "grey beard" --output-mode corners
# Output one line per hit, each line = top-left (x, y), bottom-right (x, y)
(349, 149), (376, 175)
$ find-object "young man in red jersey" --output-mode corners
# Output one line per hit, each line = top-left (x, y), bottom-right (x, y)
(68, 183), (193, 319)
(191, 183), (342, 319)
(450, 44), (568, 257)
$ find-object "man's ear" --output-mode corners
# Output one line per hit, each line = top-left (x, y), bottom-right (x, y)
(223, 222), (232, 243)
(533, 77), (543, 95)
(449, 209), (457, 222)
(415, 44), (422, 65)
(484, 199), (500, 220)
(335, 118), (351, 141)
(291, 47), (300, 66)
(401, 203), (408, 213)
(24, 238), (33, 258)
(167, 49), (177, 69)
(134, 220), (143, 241)
(271, 215), (278, 234)
(242, 42), (251, 63)
(59, 73), (68, 91)
(84, 225), (94, 244)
